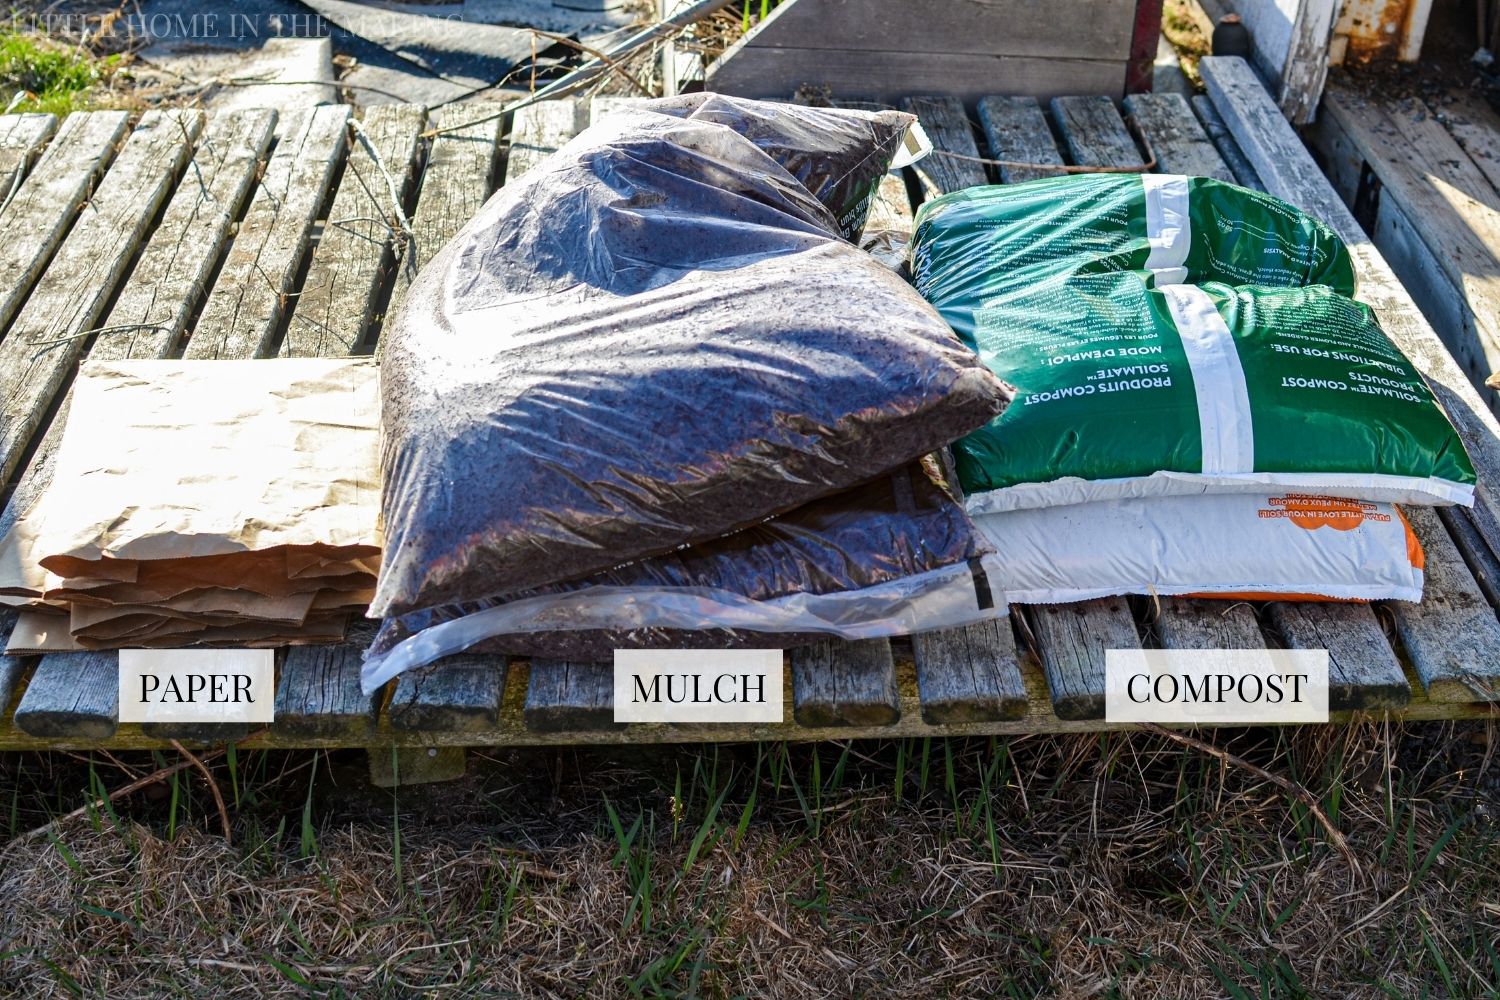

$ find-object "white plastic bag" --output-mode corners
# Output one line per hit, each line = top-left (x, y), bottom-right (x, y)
(360, 555), (1006, 693)
(977, 493), (1423, 604)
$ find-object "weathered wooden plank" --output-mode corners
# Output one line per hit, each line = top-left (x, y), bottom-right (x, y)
(1438, 91), (1500, 196)
(275, 643), (378, 739)
(0, 111), (128, 338)
(899, 95), (986, 200)
(390, 655), (507, 732)
(1315, 85), (1500, 395)
(911, 620), (1026, 724)
(3, 112), (278, 743)
(0, 110), (203, 486)
(90, 110), (279, 362)
(1025, 599), (1139, 721)
(507, 98), (586, 182)
(282, 104), (426, 357)
(0, 610), (29, 716)
(378, 103), (506, 349)
(1267, 601), (1410, 710)
(708, 0), (1135, 60)
(975, 96), (1065, 183)
(0, 114), (58, 201)
(708, 49), (1127, 106)
(1202, 57), (1500, 699)
(1123, 92), (1235, 181)
(1389, 506), (1500, 702)
(791, 639), (899, 727)
(1154, 599), (1265, 649)
(523, 659), (617, 731)
(13, 651), (118, 739)
(1202, 57), (1500, 568)
(184, 104), (350, 360)
(5, 644), (1500, 752)
(1189, 94), (1262, 189)
(1051, 95), (1142, 169)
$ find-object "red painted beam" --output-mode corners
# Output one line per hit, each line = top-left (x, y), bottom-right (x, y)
(1126, 0), (1165, 93)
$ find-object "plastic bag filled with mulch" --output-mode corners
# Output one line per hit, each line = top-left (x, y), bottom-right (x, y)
(373, 94), (1006, 619)
(362, 459), (1005, 690)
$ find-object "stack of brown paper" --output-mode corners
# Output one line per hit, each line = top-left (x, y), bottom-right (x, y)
(0, 358), (381, 654)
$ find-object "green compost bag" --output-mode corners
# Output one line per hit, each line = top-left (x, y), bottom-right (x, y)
(912, 173), (1357, 295)
(910, 175), (1476, 514)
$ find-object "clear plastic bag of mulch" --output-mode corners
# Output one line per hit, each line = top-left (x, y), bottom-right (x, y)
(360, 459), (1006, 692)
(372, 93), (1004, 622)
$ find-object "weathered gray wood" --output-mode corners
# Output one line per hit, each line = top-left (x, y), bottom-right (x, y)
(0, 110), (203, 486)
(911, 620), (1026, 724)
(378, 103), (505, 349)
(791, 639), (899, 727)
(975, 96), (1065, 183)
(1155, 599), (1265, 649)
(708, 48), (1126, 106)
(275, 644), (378, 738)
(1025, 599), (1139, 721)
(1051, 95), (1142, 169)
(0, 610), (29, 716)
(506, 98), (586, 181)
(0, 111), (129, 338)
(1438, 91), (1500, 196)
(184, 105), (350, 360)
(1315, 86), (1500, 397)
(282, 104), (426, 357)
(707, 0), (1135, 60)
(13, 651), (118, 739)
(524, 659), (617, 731)
(0, 114), (58, 201)
(90, 109), (279, 362)
(1, 112), (278, 744)
(1268, 601), (1410, 710)
(1189, 94), (1262, 189)
(1389, 506), (1500, 703)
(1202, 57), (1500, 576)
(900, 95), (985, 200)
(390, 655), (507, 732)
(1123, 93), (1234, 181)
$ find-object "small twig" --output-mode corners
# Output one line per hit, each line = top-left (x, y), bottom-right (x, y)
(28, 321), (172, 348)
(525, 28), (654, 97)
(170, 739), (232, 844)
(347, 116), (412, 245)
(1139, 722), (1360, 874)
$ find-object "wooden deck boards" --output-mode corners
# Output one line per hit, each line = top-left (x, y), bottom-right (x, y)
(0, 63), (1497, 752)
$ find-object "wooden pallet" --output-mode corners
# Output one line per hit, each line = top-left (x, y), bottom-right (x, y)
(0, 56), (1497, 755)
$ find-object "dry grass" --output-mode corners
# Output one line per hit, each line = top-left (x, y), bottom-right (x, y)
(1162, 0), (1214, 91)
(1, 722), (1497, 997)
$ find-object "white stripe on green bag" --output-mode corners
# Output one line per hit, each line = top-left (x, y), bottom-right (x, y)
(1160, 284), (1254, 474)
(1142, 173), (1190, 285)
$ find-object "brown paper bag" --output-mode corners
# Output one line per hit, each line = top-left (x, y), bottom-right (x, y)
(34, 358), (380, 571)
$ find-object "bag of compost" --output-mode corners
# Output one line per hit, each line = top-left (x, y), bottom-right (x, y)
(910, 178), (1475, 513)
(912, 173), (1356, 293)
(977, 492), (1424, 604)
(361, 459), (1005, 690)
(374, 96), (1005, 618)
